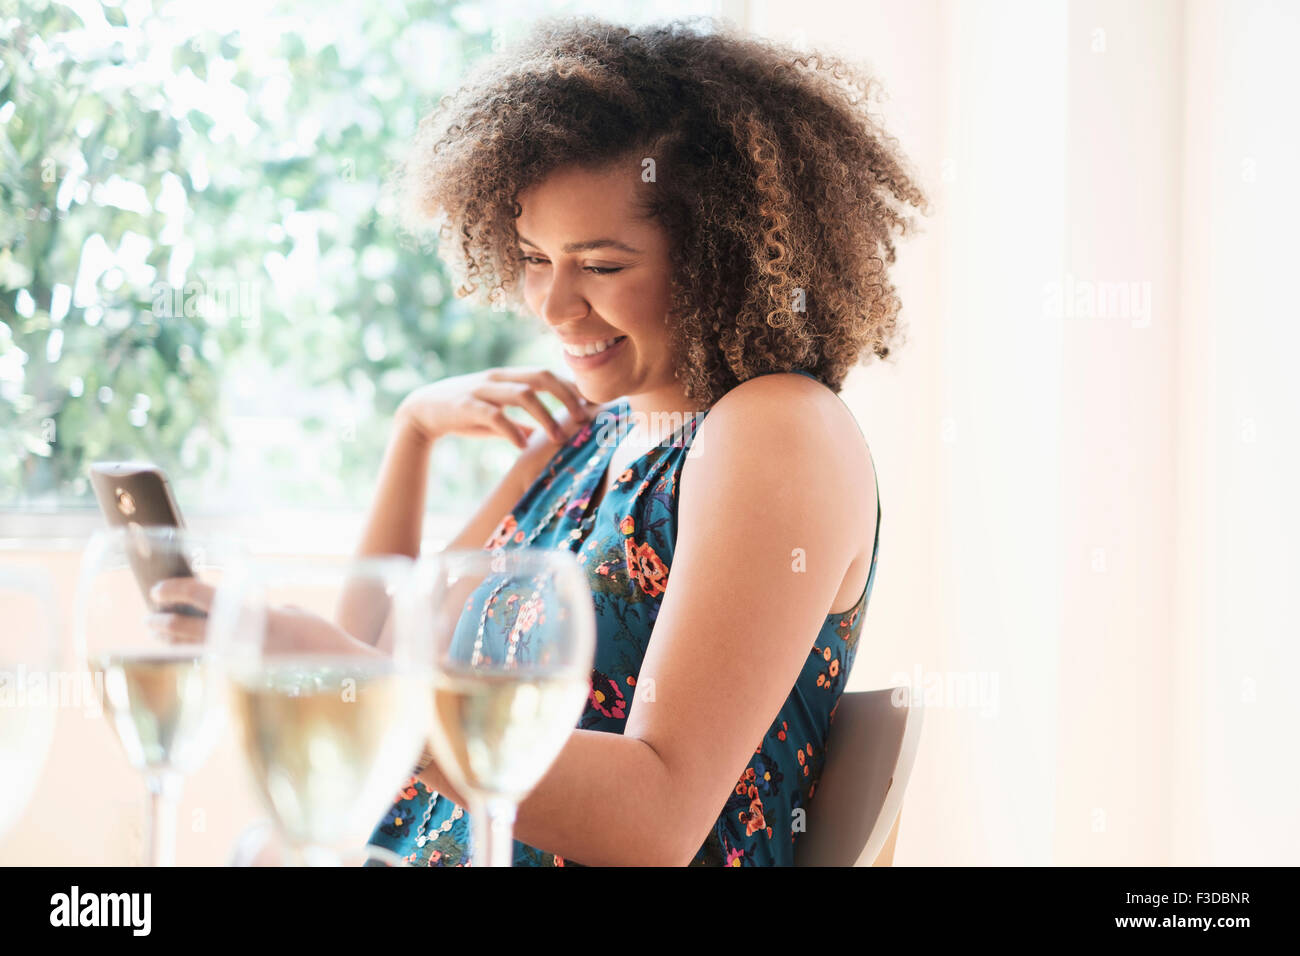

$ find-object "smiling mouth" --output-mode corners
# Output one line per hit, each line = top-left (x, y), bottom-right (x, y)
(562, 335), (627, 358)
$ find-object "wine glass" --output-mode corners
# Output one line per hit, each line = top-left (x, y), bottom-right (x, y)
(396, 548), (596, 867)
(0, 561), (60, 843)
(226, 818), (410, 867)
(205, 553), (430, 867)
(73, 526), (245, 866)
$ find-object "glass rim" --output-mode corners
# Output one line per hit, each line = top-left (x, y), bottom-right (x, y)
(209, 552), (418, 597)
(0, 536), (88, 551)
(420, 546), (586, 570)
(409, 548), (594, 602)
(85, 523), (243, 539)
(77, 526), (251, 582)
(83, 524), (251, 552)
(230, 550), (416, 575)
(404, 547), (597, 670)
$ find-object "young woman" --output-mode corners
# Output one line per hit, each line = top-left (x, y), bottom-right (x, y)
(359, 17), (929, 866)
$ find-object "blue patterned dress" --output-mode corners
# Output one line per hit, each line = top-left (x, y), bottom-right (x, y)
(366, 370), (881, 866)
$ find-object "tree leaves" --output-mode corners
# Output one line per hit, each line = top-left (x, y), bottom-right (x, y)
(2, 0), (529, 511)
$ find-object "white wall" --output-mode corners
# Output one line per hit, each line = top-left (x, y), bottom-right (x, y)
(745, 0), (1300, 864)
(1175, 0), (1300, 866)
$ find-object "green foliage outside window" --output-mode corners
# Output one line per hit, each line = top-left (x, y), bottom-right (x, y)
(0, 0), (575, 515)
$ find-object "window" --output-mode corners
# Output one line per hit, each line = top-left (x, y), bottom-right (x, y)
(1, 0), (720, 543)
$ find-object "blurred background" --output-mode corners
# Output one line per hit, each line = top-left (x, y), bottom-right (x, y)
(2, 0), (1297, 865)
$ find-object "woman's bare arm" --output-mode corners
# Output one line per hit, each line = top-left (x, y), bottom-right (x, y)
(339, 405), (594, 647)
(419, 374), (870, 865)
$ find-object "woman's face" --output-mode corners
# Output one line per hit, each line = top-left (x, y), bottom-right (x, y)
(514, 162), (680, 407)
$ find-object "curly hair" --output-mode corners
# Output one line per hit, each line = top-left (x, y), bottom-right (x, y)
(391, 15), (931, 406)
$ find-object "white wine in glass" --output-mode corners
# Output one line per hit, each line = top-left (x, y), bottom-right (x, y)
(95, 647), (220, 773)
(227, 818), (410, 867)
(74, 526), (244, 866)
(207, 554), (430, 866)
(398, 548), (595, 867)
(429, 665), (591, 800)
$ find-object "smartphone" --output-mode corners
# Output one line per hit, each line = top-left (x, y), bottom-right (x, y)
(88, 461), (205, 618)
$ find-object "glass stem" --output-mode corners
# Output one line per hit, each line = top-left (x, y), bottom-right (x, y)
(288, 843), (343, 867)
(145, 770), (183, 867)
(470, 797), (517, 868)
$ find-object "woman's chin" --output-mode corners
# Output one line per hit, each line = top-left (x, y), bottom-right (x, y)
(568, 370), (627, 406)
(577, 383), (622, 406)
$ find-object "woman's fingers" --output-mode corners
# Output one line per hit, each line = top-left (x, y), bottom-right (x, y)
(482, 369), (597, 437)
(150, 577), (213, 614)
(463, 397), (531, 449)
(491, 368), (592, 426)
(457, 368), (598, 450)
(143, 578), (212, 643)
(143, 611), (206, 643)
(480, 382), (566, 442)
(472, 383), (574, 444)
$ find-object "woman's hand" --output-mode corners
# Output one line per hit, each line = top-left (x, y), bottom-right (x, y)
(145, 577), (384, 658)
(395, 367), (596, 450)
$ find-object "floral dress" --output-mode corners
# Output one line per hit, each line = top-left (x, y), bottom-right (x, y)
(366, 370), (881, 866)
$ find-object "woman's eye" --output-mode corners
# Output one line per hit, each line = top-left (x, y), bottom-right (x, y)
(518, 254), (622, 276)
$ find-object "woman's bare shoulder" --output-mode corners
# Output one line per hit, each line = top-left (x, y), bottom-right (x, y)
(696, 373), (868, 464)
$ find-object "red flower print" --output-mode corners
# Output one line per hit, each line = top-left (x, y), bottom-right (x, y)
(484, 515), (516, 550)
(739, 796), (767, 836)
(588, 669), (627, 719)
(511, 597), (542, 638)
(735, 766), (756, 797)
(624, 538), (669, 597)
(619, 515), (635, 536)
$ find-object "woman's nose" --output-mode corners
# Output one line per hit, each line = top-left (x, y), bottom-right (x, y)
(539, 270), (590, 327)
